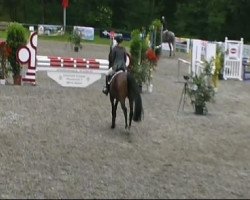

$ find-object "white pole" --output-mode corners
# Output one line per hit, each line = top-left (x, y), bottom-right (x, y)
(63, 8), (66, 32)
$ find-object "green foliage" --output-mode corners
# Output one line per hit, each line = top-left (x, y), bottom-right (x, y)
(0, 41), (10, 79)
(150, 19), (162, 31)
(149, 19), (162, 56)
(187, 60), (215, 108)
(6, 22), (27, 76)
(1, 0), (250, 42)
(215, 44), (224, 75)
(95, 6), (113, 28)
(130, 29), (148, 63)
(207, 2), (227, 40)
(69, 29), (82, 47)
(175, 0), (209, 39)
(130, 29), (156, 85)
(174, 0), (250, 42)
(130, 29), (141, 64)
(131, 60), (152, 85)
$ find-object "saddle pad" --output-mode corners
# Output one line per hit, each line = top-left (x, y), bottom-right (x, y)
(108, 70), (125, 85)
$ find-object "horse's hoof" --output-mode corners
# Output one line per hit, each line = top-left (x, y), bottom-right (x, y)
(111, 125), (115, 129)
(125, 128), (130, 135)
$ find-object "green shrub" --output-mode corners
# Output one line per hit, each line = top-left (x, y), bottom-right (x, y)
(6, 22), (27, 77)
(130, 29), (141, 65)
(149, 19), (163, 56)
(130, 29), (151, 85)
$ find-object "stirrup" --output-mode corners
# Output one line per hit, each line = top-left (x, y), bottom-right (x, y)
(102, 86), (109, 95)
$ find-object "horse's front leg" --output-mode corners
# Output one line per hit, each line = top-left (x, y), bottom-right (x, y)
(111, 97), (118, 129)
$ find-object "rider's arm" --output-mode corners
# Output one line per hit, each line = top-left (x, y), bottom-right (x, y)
(111, 47), (117, 62)
(123, 48), (127, 63)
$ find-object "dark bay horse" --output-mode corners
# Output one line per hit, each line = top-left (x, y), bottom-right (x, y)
(107, 39), (143, 129)
(109, 71), (143, 129)
(162, 30), (176, 57)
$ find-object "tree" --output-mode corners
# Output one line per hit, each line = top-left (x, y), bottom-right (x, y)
(174, 0), (209, 39)
(0, 0), (250, 42)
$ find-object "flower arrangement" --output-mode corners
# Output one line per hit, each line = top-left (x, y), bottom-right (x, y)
(0, 40), (11, 79)
(146, 48), (158, 65)
(145, 48), (158, 83)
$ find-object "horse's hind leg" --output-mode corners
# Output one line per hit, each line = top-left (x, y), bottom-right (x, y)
(111, 98), (118, 129)
(128, 98), (134, 128)
(120, 100), (128, 129)
(169, 42), (172, 57)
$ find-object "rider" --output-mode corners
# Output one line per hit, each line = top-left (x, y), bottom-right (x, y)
(102, 35), (127, 95)
(161, 16), (167, 31)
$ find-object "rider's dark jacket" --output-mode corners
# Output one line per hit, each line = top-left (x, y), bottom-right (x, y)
(110, 46), (127, 72)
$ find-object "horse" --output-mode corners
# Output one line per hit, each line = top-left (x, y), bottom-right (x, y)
(107, 38), (143, 129)
(162, 29), (176, 57)
(109, 71), (143, 129)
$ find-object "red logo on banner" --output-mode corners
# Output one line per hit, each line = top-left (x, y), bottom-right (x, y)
(230, 48), (237, 54)
(62, 0), (69, 8)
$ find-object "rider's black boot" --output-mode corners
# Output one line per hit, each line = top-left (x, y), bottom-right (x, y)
(102, 76), (109, 95)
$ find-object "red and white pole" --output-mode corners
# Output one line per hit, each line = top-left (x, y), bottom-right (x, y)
(62, 0), (69, 32)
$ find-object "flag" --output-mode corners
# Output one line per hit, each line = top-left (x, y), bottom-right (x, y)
(62, 0), (69, 9)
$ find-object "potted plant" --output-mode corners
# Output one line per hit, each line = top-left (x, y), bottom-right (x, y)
(187, 60), (215, 115)
(6, 22), (27, 85)
(69, 29), (82, 52)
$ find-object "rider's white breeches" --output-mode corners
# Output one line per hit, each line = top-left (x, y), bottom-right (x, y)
(106, 68), (114, 76)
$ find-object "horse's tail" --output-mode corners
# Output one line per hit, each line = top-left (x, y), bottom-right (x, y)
(127, 73), (143, 122)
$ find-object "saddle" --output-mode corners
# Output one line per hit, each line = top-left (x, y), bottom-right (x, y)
(108, 70), (125, 85)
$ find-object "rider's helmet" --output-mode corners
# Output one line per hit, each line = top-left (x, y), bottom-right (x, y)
(115, 35), (123, 44)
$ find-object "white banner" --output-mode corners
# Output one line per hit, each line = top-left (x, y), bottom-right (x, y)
(38, 24), (63, 36)
(73, 26), (94, 41)
(47, 70), (101, 88)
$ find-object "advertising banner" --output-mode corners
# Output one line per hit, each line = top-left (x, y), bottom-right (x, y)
(38, 24), (63, 36)
(73, 26), (94, 41)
